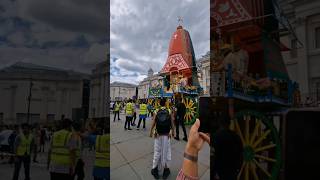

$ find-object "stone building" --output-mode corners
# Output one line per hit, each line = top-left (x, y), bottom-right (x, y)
(89, 61), (108, 119)
(137, 68), (163, 99)
(280, 0), (320, 105)
(197, 52), (210, 95)
(0, 62), (90, 125)
(110, 81), (137, 101)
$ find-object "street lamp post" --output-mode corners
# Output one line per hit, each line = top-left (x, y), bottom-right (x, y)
(27, 78), (33, 124)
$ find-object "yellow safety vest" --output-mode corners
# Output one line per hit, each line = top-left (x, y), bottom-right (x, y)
(139, 104), (147, 115)
(16, 134), (33, 156)
(155, 107), (171, 114)
(50, 130), (72, 166)
(125, 103), (133, 116)
(95, 134), (110, 168)
(115, 103), (120, 111)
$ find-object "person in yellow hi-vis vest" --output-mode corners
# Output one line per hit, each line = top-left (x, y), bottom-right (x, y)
(113, 101), (121, 122)
(12, 123), (34, 180)
(93, 133), (109, 180)
(72, 122), (84, 180)
(47, 119), (79, 180)
(124, 99), (134, 130)
(137, 99), (148, 130)
(85, 122), (109, 180)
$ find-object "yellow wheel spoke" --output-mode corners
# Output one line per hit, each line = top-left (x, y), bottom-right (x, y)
(245, 116), (250, 145)
(250, 119), (261, 145)
(252, 129), (271, 148)
(190, 101), (194, 107)
(254, 144), (276, 153)
(245, 162), (249, 180)
(255, 154), (276, 162)
(237, 162), (245, 180)
(250, 162), (259, 180)
(235, 120), (245, 145)
(230, 120), (235, 131)
(253, 159), (271, 177)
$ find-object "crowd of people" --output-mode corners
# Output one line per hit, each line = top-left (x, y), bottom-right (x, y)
(113, 98), (243, 180)
(0, 124), (51, 164)
(112, 98), (188, 140)
(0, 119), (109, 180)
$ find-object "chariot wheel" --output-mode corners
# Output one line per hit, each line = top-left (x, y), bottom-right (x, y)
(183, 97), (197, 125)
(153, 99), (160, 110)
(232, 111), (281, 180)
(147, 99), (153, 106)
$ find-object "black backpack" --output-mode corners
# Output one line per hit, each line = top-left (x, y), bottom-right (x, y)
(155, 108), (171, 134)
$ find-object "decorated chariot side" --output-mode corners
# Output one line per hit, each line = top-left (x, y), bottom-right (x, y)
(147, 23), (202, 125)
(211, 0), (301, 179)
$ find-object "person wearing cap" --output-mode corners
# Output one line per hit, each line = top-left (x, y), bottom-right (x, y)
(12, 123), (34, 180)
(47, 118), (78, 180)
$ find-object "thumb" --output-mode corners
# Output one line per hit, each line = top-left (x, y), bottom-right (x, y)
(192, 119), (200, 131)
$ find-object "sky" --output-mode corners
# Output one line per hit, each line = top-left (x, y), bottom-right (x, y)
(0, 0), (108, 74)
(110, 0), (210, 84)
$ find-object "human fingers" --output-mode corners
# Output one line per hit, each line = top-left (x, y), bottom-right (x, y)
(191, 119), (200, 132)
(199, 132), (210, 144)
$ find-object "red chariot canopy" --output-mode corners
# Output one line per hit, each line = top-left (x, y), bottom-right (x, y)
(161, 26), (195, 74)
(211, 0), (265, 29)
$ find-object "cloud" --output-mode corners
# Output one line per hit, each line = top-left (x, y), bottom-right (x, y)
(110, 0), (209, 83)
(16, 0), (108, 38)
(83, 43), (108, 64)
(0, 0), (108, 74)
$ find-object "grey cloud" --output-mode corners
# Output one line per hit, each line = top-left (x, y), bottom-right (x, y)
(0, 47), (95, 73)
(111, 0), (209, 80)
(0, 0), (108, 74)
(17, 0), (108, 39)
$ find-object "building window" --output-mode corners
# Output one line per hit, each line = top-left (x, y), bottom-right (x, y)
(47, 114), (55, 121)
(291, 39), (297, 58)
(316, 27), (320, 49)
(317, 82), (320, 101)
(0, 113), (3, 124)
(16, 113), (28, 123)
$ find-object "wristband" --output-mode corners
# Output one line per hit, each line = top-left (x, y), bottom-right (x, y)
(184, 152), (198, 162)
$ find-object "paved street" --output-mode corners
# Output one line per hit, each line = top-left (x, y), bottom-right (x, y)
(0, 144), (96, 180)
(110, 112), (210, 180)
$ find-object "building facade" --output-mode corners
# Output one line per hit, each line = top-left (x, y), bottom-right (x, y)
(0, 62), (90, 125)
(280, 0), (320, 105)
(197, 52), (210, 95)
(89, 61), (108, 119)
(138, 68), (163, 99)
(137, 52), (211, 98)
(110, 81), (137, 101)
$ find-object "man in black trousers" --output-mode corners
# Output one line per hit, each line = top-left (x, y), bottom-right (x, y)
(174, 97), (188, 141)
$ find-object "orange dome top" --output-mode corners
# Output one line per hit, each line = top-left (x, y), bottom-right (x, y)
(161, 25), (196, 74)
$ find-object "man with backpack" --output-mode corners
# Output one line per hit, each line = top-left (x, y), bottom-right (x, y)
(149, 98), (175, 179)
